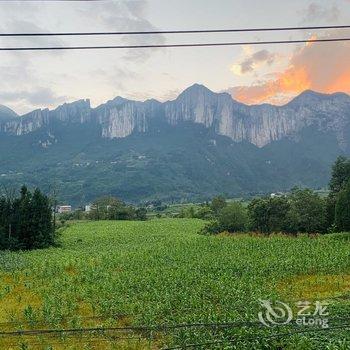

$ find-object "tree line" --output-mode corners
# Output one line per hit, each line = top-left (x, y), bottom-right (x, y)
(0, 186), (55, 250)
(184, 156), (350, 235)
(1, 156), (349, 250)
(60, 196), (147, 222)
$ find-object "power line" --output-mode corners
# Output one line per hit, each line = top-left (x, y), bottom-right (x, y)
(0, 24), (349, 37)
(0, 37), (349, 51)
(1, 317), (350, 337)
(0, 320), (264, 336)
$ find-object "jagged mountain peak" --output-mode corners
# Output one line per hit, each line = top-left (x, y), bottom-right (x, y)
(0, 105), (18, 121)
(144, 98), (161, 104)
(177, 83), (215, 98)
(0, 85), (349, 151)
(108, 96), (131, 106)
(288, 89), (350, 107)
(52, 99), (90, 112)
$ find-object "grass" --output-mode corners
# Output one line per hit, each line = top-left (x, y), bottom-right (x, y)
(0, 219), (349, 349)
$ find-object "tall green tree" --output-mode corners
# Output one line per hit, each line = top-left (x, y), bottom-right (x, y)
(30, 188), (55, 248)
(286, 188), (327, 234)
(327, 156), (350, 227)
(248, 196), (289, 234)
(0, 186), (55, 251)
(335, 180), (350, 231)
(210, 196), (227, 215)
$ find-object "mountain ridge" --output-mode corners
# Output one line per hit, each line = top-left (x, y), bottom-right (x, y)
(0, 84), (349, 204)
(4, 84), (350, 117)
(1, 84), (349, 150)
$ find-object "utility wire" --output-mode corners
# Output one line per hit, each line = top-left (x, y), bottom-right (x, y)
(0, 320), (264, 336)
(1, 317), (350, 337)
(0, 37), (349, 51)
(0, 24), (349, 37)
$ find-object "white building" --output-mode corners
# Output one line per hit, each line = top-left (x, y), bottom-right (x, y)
(57, 205), (72, 213)
(85, 204), (93, 212)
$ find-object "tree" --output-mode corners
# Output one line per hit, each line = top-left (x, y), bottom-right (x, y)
(327, 156), (350, 227)
(218, 203), (248, 232)
(0, 186), (55, 251)
(335, 180), (350, 231)
(17, 185), (33, 249)
(286, 188), (327, 234)
(195, 205), (213, 220)
(329, 156), (350, 194)
(0, 197), (14, 249)
(88, 196), (146, 221)
(30, 188), (55, 248)
(201, 202), (248, 234)
(135, 208), (147, 221)
(248, 196), (289, 234)
(89, 196), (123, 220)
(210, 196), (227, 215)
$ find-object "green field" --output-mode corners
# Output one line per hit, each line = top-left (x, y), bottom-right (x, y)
(0, 219), (350, 349)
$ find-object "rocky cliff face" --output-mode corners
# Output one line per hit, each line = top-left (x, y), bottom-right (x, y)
(0, 99), (91, 135)
(1, 84), (349, 150)
(94, 97), (161, 138)
(164, 85), (350, 149)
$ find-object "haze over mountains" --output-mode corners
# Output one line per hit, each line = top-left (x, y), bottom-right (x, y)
(1, 84), (349, 205)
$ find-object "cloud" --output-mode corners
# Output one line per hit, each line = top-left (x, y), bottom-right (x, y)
(92, 66), (139, 90)
(0, 0), (163, 113)
(159, 89), (181, 102)
(78, 0), (165, 62)
(231, 49), (276, 75)
(226, 30), (350, 105)
(0, 88), (67, 111)
(0, 20), (64, 48)
(125, 0), (147, 17)
(299, 2), (340, 23)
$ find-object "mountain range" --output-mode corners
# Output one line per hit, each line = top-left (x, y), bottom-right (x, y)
(0, 84), (349, 205)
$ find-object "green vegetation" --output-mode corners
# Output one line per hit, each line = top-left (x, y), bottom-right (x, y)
(200, 188), (327, 235)
(200, 157), (350, 235)
(59, 196), (147, 222)
(0, 122), (342, 205)
(248, 188), (328, 234)
(201, 202), (248, 234)
(248, 196), (290, 234)
(0, 219), (349, 349)
(328, 156), (350, 231)
(335, 179), (350, 231)
(0, 186), (55, 251)
(88, 196), (146, 221)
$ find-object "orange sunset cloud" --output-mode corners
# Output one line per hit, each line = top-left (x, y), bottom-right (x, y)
(228, 31), (350, 105)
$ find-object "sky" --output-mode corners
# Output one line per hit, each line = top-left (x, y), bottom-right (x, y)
(0, 0), (349, 114)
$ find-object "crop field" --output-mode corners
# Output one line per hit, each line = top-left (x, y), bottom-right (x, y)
(0, 219), (350, 349)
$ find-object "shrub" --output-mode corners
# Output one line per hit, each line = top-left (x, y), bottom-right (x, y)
(248, 189), (327, 234)
(201, 202), (248, 235)
(88, 196), (147, 221)
(248, 196), (289, 234)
